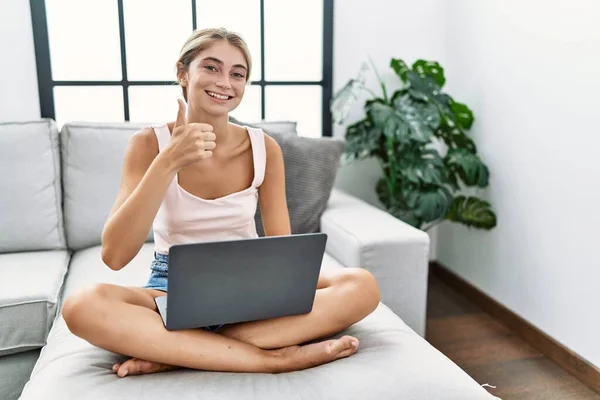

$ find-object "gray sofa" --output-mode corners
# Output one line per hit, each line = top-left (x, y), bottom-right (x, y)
(0, 119), (496, 399)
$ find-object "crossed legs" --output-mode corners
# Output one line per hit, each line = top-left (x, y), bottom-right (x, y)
(62, 267), (380, 376)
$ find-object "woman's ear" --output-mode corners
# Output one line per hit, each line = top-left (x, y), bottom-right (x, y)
(176, 62), (186, 84)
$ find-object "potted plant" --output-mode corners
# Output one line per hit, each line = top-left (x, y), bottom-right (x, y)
(330, 58), (496, 231)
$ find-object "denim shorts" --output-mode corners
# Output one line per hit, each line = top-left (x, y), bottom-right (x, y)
(143, 252), (170, 292)
(143, 252), (225, 333)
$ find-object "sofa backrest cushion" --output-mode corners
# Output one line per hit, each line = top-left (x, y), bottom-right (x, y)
(228, 117), (298, 136)
(0, 120), (66, 253)
(254, 132), (345, 235)
(61, 122), (152, 251)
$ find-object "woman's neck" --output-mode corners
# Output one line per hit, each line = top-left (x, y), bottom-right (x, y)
(186, 106), (231, 141)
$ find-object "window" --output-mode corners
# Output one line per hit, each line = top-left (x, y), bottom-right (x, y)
(30, 0), (334, 137)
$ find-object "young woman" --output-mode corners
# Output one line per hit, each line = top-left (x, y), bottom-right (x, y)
(62, 28), (380, 377)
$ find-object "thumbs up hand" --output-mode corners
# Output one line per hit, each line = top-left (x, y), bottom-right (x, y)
(163, 99), (216, 171)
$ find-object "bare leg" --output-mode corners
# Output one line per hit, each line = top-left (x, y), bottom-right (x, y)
(62, 283), (359, 377)
(219, 268), (380, 349)
(114, 268), (379, 376)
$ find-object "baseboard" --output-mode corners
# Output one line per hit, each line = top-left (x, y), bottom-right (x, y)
(430, 261), (600, 395)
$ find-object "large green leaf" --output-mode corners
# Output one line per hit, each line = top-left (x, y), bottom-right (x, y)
(451, 102), (474, 130)
(407, 71), (440, 99)
(391, 91), (441, 143)
(390, 58), (410, 83)
(365, 100), (412, 143)
(435, 124), (477, 153)
(404, 185), (454, 223)
(412, 60), (446, 88)
(418, 187), (454, 223)
(447, 196), (497, 229)
(405, 70), (451, 105)
(344, 118), (381, 160)
(445, 148), (489, 187)
(397, 148), (448, 185)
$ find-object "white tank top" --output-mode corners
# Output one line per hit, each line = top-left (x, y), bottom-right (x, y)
(151, 123), (266, 255)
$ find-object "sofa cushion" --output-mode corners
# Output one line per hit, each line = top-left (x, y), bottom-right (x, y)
(255, 133), (345, 236)
(0, 120), (66, 252)
(229, 117), (297, 135)
(61, 122), (151, 251)
(20, 245), (495, 400)
(0, 250), (69, 357)
(59, 243), (156, 301)
(0, 349), (40, 400)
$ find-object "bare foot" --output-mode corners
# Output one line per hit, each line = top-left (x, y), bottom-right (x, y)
(111, 335), (359, 376)
(112, 358), (180, 378)
(270, 335), (359, 373)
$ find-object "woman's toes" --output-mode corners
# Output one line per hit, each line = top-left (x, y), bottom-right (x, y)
(115, 357), (178, 377)
(116, 358), (139, 377)
(329, 335), (359, 358)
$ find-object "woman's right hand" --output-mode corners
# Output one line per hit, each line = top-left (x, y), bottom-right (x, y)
(162, 99), (216, 171)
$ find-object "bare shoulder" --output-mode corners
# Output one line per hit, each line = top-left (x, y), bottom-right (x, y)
(126, 126), (159, 164)
(263, 133), (283, 160)
(106, 126), (160, 219)
(117, 126), (161, 184)
(130, 126), (159, 148)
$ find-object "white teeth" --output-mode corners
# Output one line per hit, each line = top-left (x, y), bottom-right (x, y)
(207, 91), (229, 100)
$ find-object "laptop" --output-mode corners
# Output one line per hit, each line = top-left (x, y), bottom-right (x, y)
(154, 232), (327, 331)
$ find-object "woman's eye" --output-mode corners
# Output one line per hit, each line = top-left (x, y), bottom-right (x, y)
(205, 65), (217, 72)
(232, 73), (245, 79)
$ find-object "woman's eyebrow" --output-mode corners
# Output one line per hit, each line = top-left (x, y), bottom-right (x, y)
(201, 57), (247, 70)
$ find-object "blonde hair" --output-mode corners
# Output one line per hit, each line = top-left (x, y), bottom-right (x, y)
(176, 27), (252, 102)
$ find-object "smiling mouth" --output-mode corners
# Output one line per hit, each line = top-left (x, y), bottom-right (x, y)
(205, 91), (233, 100)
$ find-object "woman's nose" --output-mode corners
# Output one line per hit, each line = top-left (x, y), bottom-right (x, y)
(216, 75), (231, 90)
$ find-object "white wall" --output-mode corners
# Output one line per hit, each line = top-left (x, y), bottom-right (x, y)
(438, 0), (600, 367)
(0, 0), (40, 122)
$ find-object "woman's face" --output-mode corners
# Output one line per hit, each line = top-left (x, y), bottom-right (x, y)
(182, 40), (248, 116)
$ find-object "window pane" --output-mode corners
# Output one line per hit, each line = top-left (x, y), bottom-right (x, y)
(230, 85), (262, 122)
(196, 0), (261, 82)
(53, 86), (124, 128)
(46, 0), (121, 80)
(265, 86), (321, 137)
(129, 85), (183, 123)
(124, 0), (192, 81)
(264, 0), (323, 81)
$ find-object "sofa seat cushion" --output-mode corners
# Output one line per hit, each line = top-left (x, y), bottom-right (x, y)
(0, 349), (40, 400)
(0, 251), (69, 357)
(20, 244), (495, 399)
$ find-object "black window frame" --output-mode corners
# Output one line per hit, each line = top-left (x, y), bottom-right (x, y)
(29, 0), (334, 136)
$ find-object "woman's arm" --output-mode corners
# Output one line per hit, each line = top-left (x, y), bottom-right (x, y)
(258, 135), (291, 236)
(101, 128), (176, 270)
